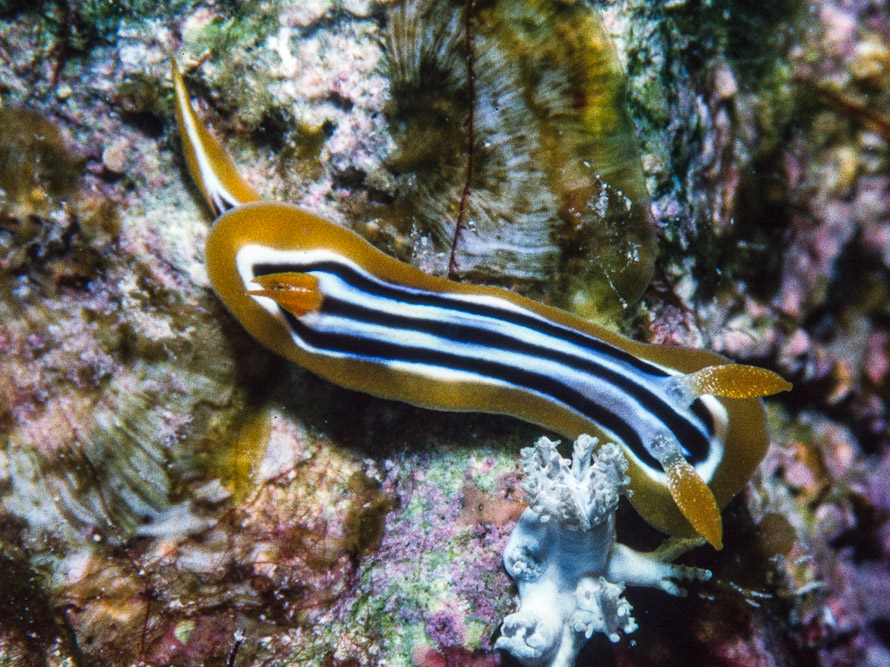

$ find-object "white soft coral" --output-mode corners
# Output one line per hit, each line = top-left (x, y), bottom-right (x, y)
(519, 434), (626, 531)
(496, 436), (712, 667)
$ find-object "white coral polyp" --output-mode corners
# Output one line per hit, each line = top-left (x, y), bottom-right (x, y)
(497, 435), (712, 667)
(520, 436), (628, 531)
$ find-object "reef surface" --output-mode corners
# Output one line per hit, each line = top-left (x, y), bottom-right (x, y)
(0, 0), (888, 666)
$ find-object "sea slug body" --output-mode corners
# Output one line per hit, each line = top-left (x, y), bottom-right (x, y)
(171, 56), (790, 548)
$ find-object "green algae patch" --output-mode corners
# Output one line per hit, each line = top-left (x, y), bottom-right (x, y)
(74, 0), (197, 45)
(342, 471), (395, 558)
(0, 108), (80, 219)
(204, 405), (274, 502)
(178, 1), (283, 131)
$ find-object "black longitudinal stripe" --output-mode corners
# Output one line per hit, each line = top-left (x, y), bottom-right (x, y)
(212, 193), (237, 218)
(691, 399), (714, 434)
(251, 259), (717, 466)
(253, 260), (670, 377)
(320, 297), (712, 463)
(280, 309), (657, 467)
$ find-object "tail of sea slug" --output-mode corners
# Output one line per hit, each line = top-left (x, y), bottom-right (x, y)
(171, 60), (260, 217)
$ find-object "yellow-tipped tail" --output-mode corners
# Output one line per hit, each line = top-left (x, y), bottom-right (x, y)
(652, 434), (723, 549)
(677, 364), (792, 402)
(662, 452), (723, 549)
(247, 272), (324, 317)
(172, 59), (260, 216)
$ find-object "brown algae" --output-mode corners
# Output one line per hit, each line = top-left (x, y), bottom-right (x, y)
(0, 108), (80, 219)
(382, 0), (654, 317)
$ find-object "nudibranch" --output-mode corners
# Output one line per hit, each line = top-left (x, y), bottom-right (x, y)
(172, 61), (790, 549)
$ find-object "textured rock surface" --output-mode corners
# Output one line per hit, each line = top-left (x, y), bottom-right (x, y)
(0, 0), (887, 665)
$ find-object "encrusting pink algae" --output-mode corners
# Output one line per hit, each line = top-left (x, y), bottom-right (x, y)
(0, 0), (889, 665)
